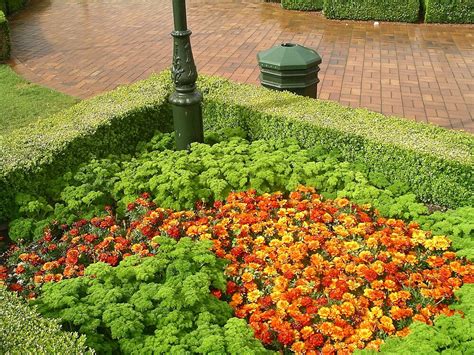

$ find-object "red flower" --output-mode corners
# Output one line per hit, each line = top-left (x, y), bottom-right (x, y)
(211, 289), (222, 299)
(277, 329), (295, 346)
(167, 226), (180, 239)
(66, 249), (79, 265)
(226, 281), (238, 295)
(363, 269), (379, 282)
(9, 283), (23, 292)
(306, 333), (324, 349)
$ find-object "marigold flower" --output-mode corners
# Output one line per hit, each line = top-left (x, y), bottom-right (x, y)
(318, 307), (330, 319)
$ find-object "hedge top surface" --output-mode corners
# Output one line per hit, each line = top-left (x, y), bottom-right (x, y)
(198, 75), (474, 164)
(0, 74), (172, 176)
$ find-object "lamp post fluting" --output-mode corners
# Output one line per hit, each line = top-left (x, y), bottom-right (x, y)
(169, 0), (204, 150)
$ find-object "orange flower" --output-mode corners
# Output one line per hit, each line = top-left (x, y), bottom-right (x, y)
(241, 272), (253, 283)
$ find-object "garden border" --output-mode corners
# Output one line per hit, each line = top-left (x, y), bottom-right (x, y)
(1, 72), (472, 224)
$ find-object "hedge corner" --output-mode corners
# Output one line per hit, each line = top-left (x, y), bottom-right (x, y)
(423, 0), (474, 24)
(0, 10), (10, 62)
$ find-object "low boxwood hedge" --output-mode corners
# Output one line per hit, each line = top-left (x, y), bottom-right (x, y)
(1, 72), (472, 226)
(282, 0), (324, 11)
(0, 11), (9, 62)
(323, 0), (420, 22)
(198, 75), (473, 208)
(423, 0), (473, 24)
(0, 0), (27, 15)
(0, 76), (173, 224)
(0, 286), (93, 354)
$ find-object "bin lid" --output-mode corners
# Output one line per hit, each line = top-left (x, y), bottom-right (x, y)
(257, 43), (322, 71)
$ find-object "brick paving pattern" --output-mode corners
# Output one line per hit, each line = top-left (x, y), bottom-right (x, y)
(8, 0), (474, 132)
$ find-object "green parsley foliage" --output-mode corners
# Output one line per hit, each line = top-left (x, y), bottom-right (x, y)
(33, 237), (271, 354)
(358, 284), (474, 354)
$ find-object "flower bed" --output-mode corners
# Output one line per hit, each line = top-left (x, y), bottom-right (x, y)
(1, 129), (473, 353)
(2, 186), (473, 353)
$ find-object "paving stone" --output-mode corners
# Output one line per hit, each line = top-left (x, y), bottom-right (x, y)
(7, 0), (474, 132)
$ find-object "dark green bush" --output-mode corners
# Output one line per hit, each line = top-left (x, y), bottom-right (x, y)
(198, 75), (473, 208)
(0, 10), (9, 62)
(5, 0), (27, 14)
(423, 0), (473, 23)
(282, 0), (324, 11)
(0, 286), (93, 354)
(0, 2), (6, 15)
(323, 0), (420, 22)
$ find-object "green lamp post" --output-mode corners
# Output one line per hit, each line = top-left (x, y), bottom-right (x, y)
(169, 0), (204, 150)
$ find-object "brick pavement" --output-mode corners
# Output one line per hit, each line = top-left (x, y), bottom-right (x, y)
(7, 0), (474, 132)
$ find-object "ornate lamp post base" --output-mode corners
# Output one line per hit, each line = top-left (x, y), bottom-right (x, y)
(170, 0), (203, 150)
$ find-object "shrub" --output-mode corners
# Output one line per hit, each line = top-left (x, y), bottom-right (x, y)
(33, 237), (271, 354)
(0, 286), (93, 354)
(4, 0), (27, 15)
(199, 75), (473, 209)
(323, 0), (420, 22)
(423, 0), (474, 24)
(282, 0), (324, 11)
(0, 10), (9, 62)
(0, 75), (173, 224)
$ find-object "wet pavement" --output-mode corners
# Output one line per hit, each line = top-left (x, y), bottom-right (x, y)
(8, 0), (474, 131)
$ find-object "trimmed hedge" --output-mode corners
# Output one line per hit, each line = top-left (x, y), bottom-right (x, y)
(423, 0), (474, 24)
(1, 72), (472, 225)
(198, 75), (473, 208)
(0, 76), (173, 224)
(0, 0), (28, 15)
(323, 0), (420, 22)
(0, 10), (9, 62)
(282, 0), (324, 11)
(0, 286), (93, 354)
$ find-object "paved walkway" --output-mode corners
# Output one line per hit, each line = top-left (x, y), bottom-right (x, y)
(8, 0), (474, 132)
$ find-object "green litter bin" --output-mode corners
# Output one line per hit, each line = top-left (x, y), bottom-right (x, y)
(257, 43), (322, 99)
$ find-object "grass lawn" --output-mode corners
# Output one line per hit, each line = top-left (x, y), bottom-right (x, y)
(0, 65), (78, 135)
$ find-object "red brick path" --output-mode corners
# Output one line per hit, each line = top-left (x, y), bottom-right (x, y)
(8, 0), (474, 132)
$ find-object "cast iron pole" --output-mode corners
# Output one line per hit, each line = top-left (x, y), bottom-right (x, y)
(170, 0), (204, 150)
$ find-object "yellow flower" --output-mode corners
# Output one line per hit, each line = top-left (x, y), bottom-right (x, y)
(282, 233), (294, 244)
(359, 328), (373, 341)
(318, 307), (330, 319)
(371, 261), (385, 275)
(247, 289), (261, 302)
(411, 230), (427, 244)
(366, 237), (378, 248)
(424, 235), (450, 251)
(277, 300), (289, 310)
(269, 238), (282, 247)
(344, 241), (360, 251)
(254, 236), (265, 245)
(333, 225), (349, 237)
(371, 306), (383, 318)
